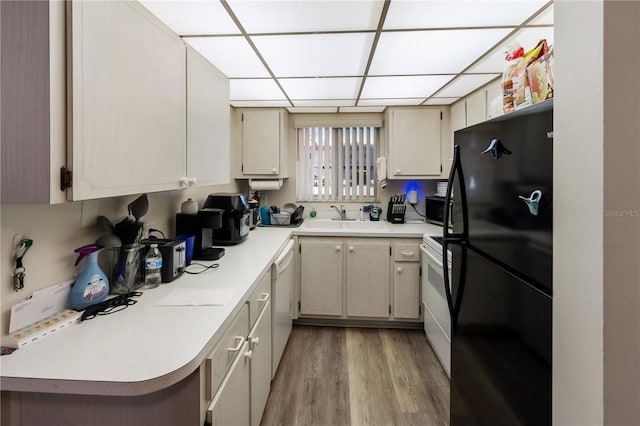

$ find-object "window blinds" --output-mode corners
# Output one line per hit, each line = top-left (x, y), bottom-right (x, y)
(296, 127), (376, 202)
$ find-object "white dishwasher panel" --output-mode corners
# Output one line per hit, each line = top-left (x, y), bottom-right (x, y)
(271, 239), (294, 378)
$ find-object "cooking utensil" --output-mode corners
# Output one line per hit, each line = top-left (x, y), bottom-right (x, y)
(128, 194), (149, 222)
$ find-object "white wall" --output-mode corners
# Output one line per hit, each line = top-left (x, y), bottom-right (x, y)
(555, 1), (640, 424)
(0, 182), (239, 333)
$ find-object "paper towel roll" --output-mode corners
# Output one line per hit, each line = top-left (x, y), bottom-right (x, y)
(249, 179), (283, 191)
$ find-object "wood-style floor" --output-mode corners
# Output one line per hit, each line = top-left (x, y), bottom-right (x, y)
(261, 325), (450, 426)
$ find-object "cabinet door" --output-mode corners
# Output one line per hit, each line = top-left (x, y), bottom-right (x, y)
(186, 46), (230, 187)
(450, 101), (467, 132)
(299, 239), (343, 316)
(466, 90), (488, 127)
(249, 302), (271, 426)
(68, 1), (186, 200)
(242, 110), (280, 175)
(345, 240), (390, 318)
(206, 341), (251, 426)
(393, 262), (421, 319)
(389, 109), (441, 177)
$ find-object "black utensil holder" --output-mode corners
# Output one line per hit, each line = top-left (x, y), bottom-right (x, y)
(386, 202), (406, 224)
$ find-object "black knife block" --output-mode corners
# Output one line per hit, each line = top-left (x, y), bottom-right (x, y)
(386, 201), (406, 224)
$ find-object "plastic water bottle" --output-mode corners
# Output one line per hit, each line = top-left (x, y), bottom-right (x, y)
(143, 244), (162, 289)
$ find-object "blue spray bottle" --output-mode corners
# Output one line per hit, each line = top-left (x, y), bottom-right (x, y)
(69, 244), (110, 310)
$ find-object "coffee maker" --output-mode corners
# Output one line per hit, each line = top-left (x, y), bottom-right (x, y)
(175, 208), (225, 260)
(202, 194), (250, 245)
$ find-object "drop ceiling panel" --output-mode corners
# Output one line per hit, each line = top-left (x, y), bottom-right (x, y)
(359, 98), (424, 106)
(252, 33), (374, 77)
(231, 100), (292, 107)
(339, 106), (386, 113)
(226, 0), (384, 33)
(362, 75), (454, 99)
(230, 79), (286, 101)
(293, 99), (355, 107)
(279, 77), (361, 100)
(529, 4), (554, 25)
(435, 74), (501, 98)
(369, 28), (513, 75)
(384, 1), (548, 29)
(185, 37), (269, 78)
(468, 26), (554, 73)
(288, 107), (339, 113)
(139, 1), (240, 35)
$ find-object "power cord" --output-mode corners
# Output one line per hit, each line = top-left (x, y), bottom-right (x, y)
(411, 204), (426, 218)
(185, 263), (220, 274)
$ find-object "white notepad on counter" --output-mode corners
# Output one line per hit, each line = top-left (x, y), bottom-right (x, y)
(156, 288), (236, 306)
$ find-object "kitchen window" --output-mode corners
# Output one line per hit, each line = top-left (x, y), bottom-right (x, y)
(296, 126), (377, 202)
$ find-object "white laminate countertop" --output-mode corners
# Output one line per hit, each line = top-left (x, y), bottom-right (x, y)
(0, 221), (441, 397)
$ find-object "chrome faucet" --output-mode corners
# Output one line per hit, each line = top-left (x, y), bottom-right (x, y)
(330, 205), (347, 220)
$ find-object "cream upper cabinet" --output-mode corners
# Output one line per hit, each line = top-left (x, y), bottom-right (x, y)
(239, 110), (288, 177)
(465, 90), (488, 128)
(450, 101), (467, 132)
(1, 1), (66, 204)
(345, 240), (391, 318)
(386, 108), (443, 179)
(67, 1), (187, 200)
(186, 46), (230, 188)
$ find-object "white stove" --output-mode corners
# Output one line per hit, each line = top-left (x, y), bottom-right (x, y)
(420, 233), (451, 377)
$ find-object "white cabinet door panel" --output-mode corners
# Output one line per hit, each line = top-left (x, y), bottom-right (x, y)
(242, 110), (280, 175)
(346, 241), (390, 318)
(393, 262), (421, 319)
(68, 1), (186, 200)
(249, 303), (271, 426)
(186, 46), (229, 187)
(389, 109), (441, 177)
(300, 239), (343, 316)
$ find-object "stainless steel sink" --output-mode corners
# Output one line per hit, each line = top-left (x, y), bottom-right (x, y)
(343, 220), (389, 230)
(302, 219), (345, 229)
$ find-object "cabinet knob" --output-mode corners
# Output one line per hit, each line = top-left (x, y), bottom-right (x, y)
(188, 177), (197, 186)
(251, 337), (259, 346)
(397, 266), (402, 273)
(244, 350), (253, 359)
(179, 177), (189, 186)
(348, 246), (354, 252)
(271, 168), (278, 173)
(396, 169), (401, 174)
(335, 245), (341, 251)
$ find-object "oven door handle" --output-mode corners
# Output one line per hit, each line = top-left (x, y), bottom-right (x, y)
(420, 245), (443, 269)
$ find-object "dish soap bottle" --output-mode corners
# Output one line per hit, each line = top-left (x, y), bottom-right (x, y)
(143, 244), (162, 289)
(69, 244), (110, 310)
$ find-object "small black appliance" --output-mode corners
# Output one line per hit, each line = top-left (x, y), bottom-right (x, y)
(202, 193), (250, 245)
(175, 208), (225, 260)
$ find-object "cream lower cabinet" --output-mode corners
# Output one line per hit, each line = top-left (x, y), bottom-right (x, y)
(299, 238), (344, 316)
(249, 301), (272, 426)
(299, 237), (422, 323)
(392, 241), (422, 320)
(345, 241), (391, 318)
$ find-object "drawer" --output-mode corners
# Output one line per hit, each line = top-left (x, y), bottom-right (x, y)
(205, 304), (249, 401)
(248, 270), (271, 328)
(394, 242), (420, 262)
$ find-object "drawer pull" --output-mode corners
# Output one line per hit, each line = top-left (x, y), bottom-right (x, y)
(244, 350), (253, 359)
(397, 266), (402, 273)
(227, 336), (244, 352)
(257, 293), (269, 302)
(401, 250), (414, 257)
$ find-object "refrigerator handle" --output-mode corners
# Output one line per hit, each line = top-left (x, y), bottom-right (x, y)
(443, 241), (468, 334)
(444, 145), (469, 242)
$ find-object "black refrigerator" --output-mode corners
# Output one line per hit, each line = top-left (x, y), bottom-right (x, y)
(443, 100), (553, 426)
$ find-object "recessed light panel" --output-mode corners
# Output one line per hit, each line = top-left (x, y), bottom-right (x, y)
(339, 106), (386, 113)
(227, 0), (384, 33)
(231, 100), (292, 107)
(293, 100), (355, 107)
(384, 1), (548, 29)
(252, 33), (374, 78)
(529, 4), (554, 25)
(362, 75), (454, 99)
(230, 79), (286, 101)
(288, 107), (339, 113)
(139, 1), (239, 35)
(359, 98), (424, 106)
(279, 78), (361, 100)
(185, 37), (269, 78)
(436, 74), (501, 98)
(370, 29), (512, 75)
